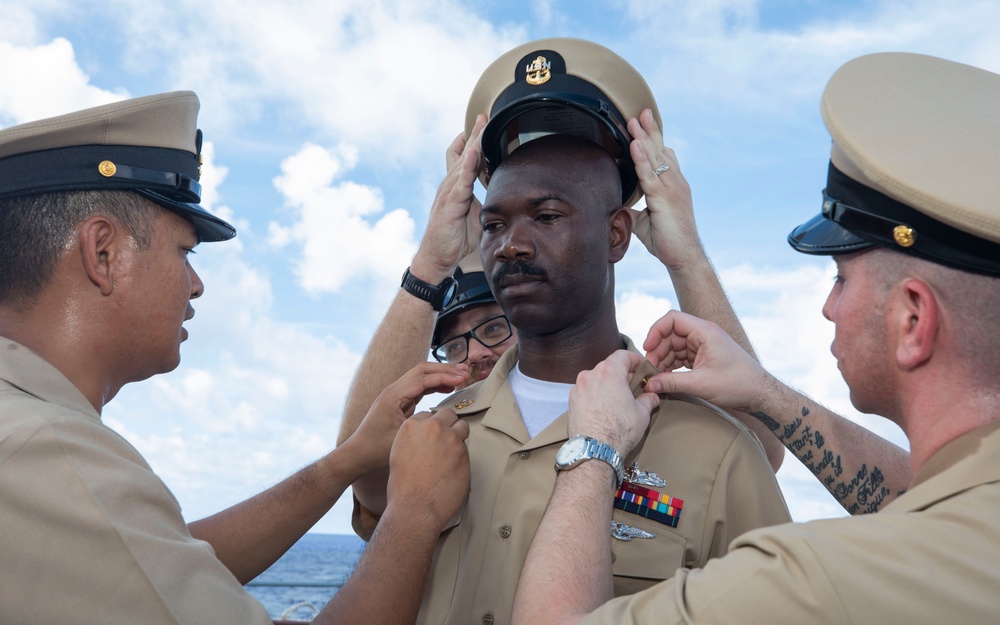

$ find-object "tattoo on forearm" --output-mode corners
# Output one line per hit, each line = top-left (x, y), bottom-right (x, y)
(749, 410), (781, 432)
(750, 405), (892, 514)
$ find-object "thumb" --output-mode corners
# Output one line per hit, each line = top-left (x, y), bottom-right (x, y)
(635, 392), (659, 415)
(644, 369), (697, 396)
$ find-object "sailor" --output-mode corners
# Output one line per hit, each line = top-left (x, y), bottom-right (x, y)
(347, 37), (791, 625)
(0, 92), (470, 625)
(513, 51), (1000, 625)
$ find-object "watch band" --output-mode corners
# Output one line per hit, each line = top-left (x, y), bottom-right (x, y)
(556, 435), (625, 490)
(400, 267), (458, 312)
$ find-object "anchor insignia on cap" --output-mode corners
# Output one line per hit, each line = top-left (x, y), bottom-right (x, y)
(525, 55), (552, 86)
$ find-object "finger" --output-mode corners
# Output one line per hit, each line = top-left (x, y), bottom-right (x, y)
(601, 349), (646, 380)
(630, 139), (667, 197)
(445, 131), (466, 170)
(643, 369), (697, 395)
(451, 418), (470, 441)
(407, 410), (435, 422)
(638, 108), (665, 146)
(388, 367), (469, 404)
(642, 310), (681, 354)
(635, 391), (660, 415)
(429, 407), (460, 427)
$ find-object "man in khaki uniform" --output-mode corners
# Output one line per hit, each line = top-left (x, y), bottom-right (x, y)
(513, 52), (1000, 624)
(351, 38), (791, 625)
(0, 93), (471, 624)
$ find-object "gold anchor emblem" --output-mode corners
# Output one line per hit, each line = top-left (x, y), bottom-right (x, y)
(454, 399), (475, 409)
(525, 56), (552, 86)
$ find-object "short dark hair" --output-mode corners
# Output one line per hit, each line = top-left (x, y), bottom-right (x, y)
(0, 190), (158, 308)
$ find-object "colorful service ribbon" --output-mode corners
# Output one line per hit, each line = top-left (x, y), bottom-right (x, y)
(614, 481), (684, 528)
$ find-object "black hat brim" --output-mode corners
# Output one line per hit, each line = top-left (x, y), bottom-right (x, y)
(787, 211), (873, 255)
(137, 189), (236, 242)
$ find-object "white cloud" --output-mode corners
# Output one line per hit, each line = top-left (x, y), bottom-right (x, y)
(269, 142), (419, 293)
(616, 289), (675, 347)
(616, 0), (1000, 116)
(0, 1), (66, 48)
(98, 0), (525, 163)
(0, 38), (125, 125)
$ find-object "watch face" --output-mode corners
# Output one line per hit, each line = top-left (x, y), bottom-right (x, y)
(442, 279), (458, 309)
(556, 435), (588, 465)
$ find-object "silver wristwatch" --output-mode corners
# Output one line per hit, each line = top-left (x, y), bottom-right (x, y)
(555, 434), (625, 490)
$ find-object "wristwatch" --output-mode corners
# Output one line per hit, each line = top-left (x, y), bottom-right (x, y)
(555, 434), (625, 490)
(401, 267), (458, 312)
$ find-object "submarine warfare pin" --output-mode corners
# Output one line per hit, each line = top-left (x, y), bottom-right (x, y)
(611, 520), (656, 541)
(624, 462), (666, 488)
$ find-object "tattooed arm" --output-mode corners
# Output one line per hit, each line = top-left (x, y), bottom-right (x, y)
(642, 310), (911, 514)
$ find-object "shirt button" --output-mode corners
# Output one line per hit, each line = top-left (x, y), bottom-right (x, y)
(482, 613), (494, 625)
(499, 525), (512, 539)
(518, 451), (530, 459)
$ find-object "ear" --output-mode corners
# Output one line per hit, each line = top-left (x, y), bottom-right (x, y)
(608, 206), (632, 263)
(894, 278), (939, 370)
(77, 216), (122, 297)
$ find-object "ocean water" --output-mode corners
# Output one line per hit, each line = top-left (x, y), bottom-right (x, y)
(245, 533), (365, 621)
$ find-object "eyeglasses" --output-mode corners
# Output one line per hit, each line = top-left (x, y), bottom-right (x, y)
(432, 315), (513, 364)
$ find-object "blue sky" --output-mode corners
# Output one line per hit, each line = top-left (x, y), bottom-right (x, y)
(3, 0), (998, 533)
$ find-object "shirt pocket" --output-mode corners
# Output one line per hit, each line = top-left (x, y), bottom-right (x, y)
(611, 511), (687, 597)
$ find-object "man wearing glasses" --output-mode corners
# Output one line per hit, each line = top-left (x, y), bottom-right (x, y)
(430, 252), (515, 386)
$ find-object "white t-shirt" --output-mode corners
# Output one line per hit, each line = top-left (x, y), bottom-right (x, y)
(509, 363), (573, 439)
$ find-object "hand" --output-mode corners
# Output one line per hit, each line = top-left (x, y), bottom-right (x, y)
(410, 115), (487, 283)
(569, 350), (659, 457)
(642, 310), (772, 413)
(345, 363), (469, 475)
(386, 408), (471, 532)
(627, 109), (705, 272)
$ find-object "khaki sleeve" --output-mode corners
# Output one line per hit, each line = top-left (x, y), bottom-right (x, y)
(699, 426), (792, 564)
(581, 528), (847, 625)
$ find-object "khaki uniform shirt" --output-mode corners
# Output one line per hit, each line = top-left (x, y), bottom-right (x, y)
(580, 420), (1000, 624)
(0, 337), (270, 625)
(357, 341), (790, 625)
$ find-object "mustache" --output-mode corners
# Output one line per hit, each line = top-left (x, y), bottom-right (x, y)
(492, 259), (547, 283)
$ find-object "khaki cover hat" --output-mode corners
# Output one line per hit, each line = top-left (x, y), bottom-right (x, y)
(433, 251), (497, 346)
(0, 91), (235, 242)
(466, 37), (661, 207)
(789, 52), (1000, 276)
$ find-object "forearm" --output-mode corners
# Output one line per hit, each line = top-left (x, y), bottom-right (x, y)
(338, 289), (437, 446)
(189, 449), (357, 584)
(513, 462), (613, 625)
(668, 255), (786, 470)
(668, 252), (756, 360)
(312, 503), (442, 625)
(749, 375), (911, 514)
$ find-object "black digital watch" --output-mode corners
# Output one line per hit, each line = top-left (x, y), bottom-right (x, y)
(400, 267), (459, 312)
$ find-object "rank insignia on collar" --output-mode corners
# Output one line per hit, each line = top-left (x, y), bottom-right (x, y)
(614, 481), (684, 528)
(611, 520), (656, 541)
